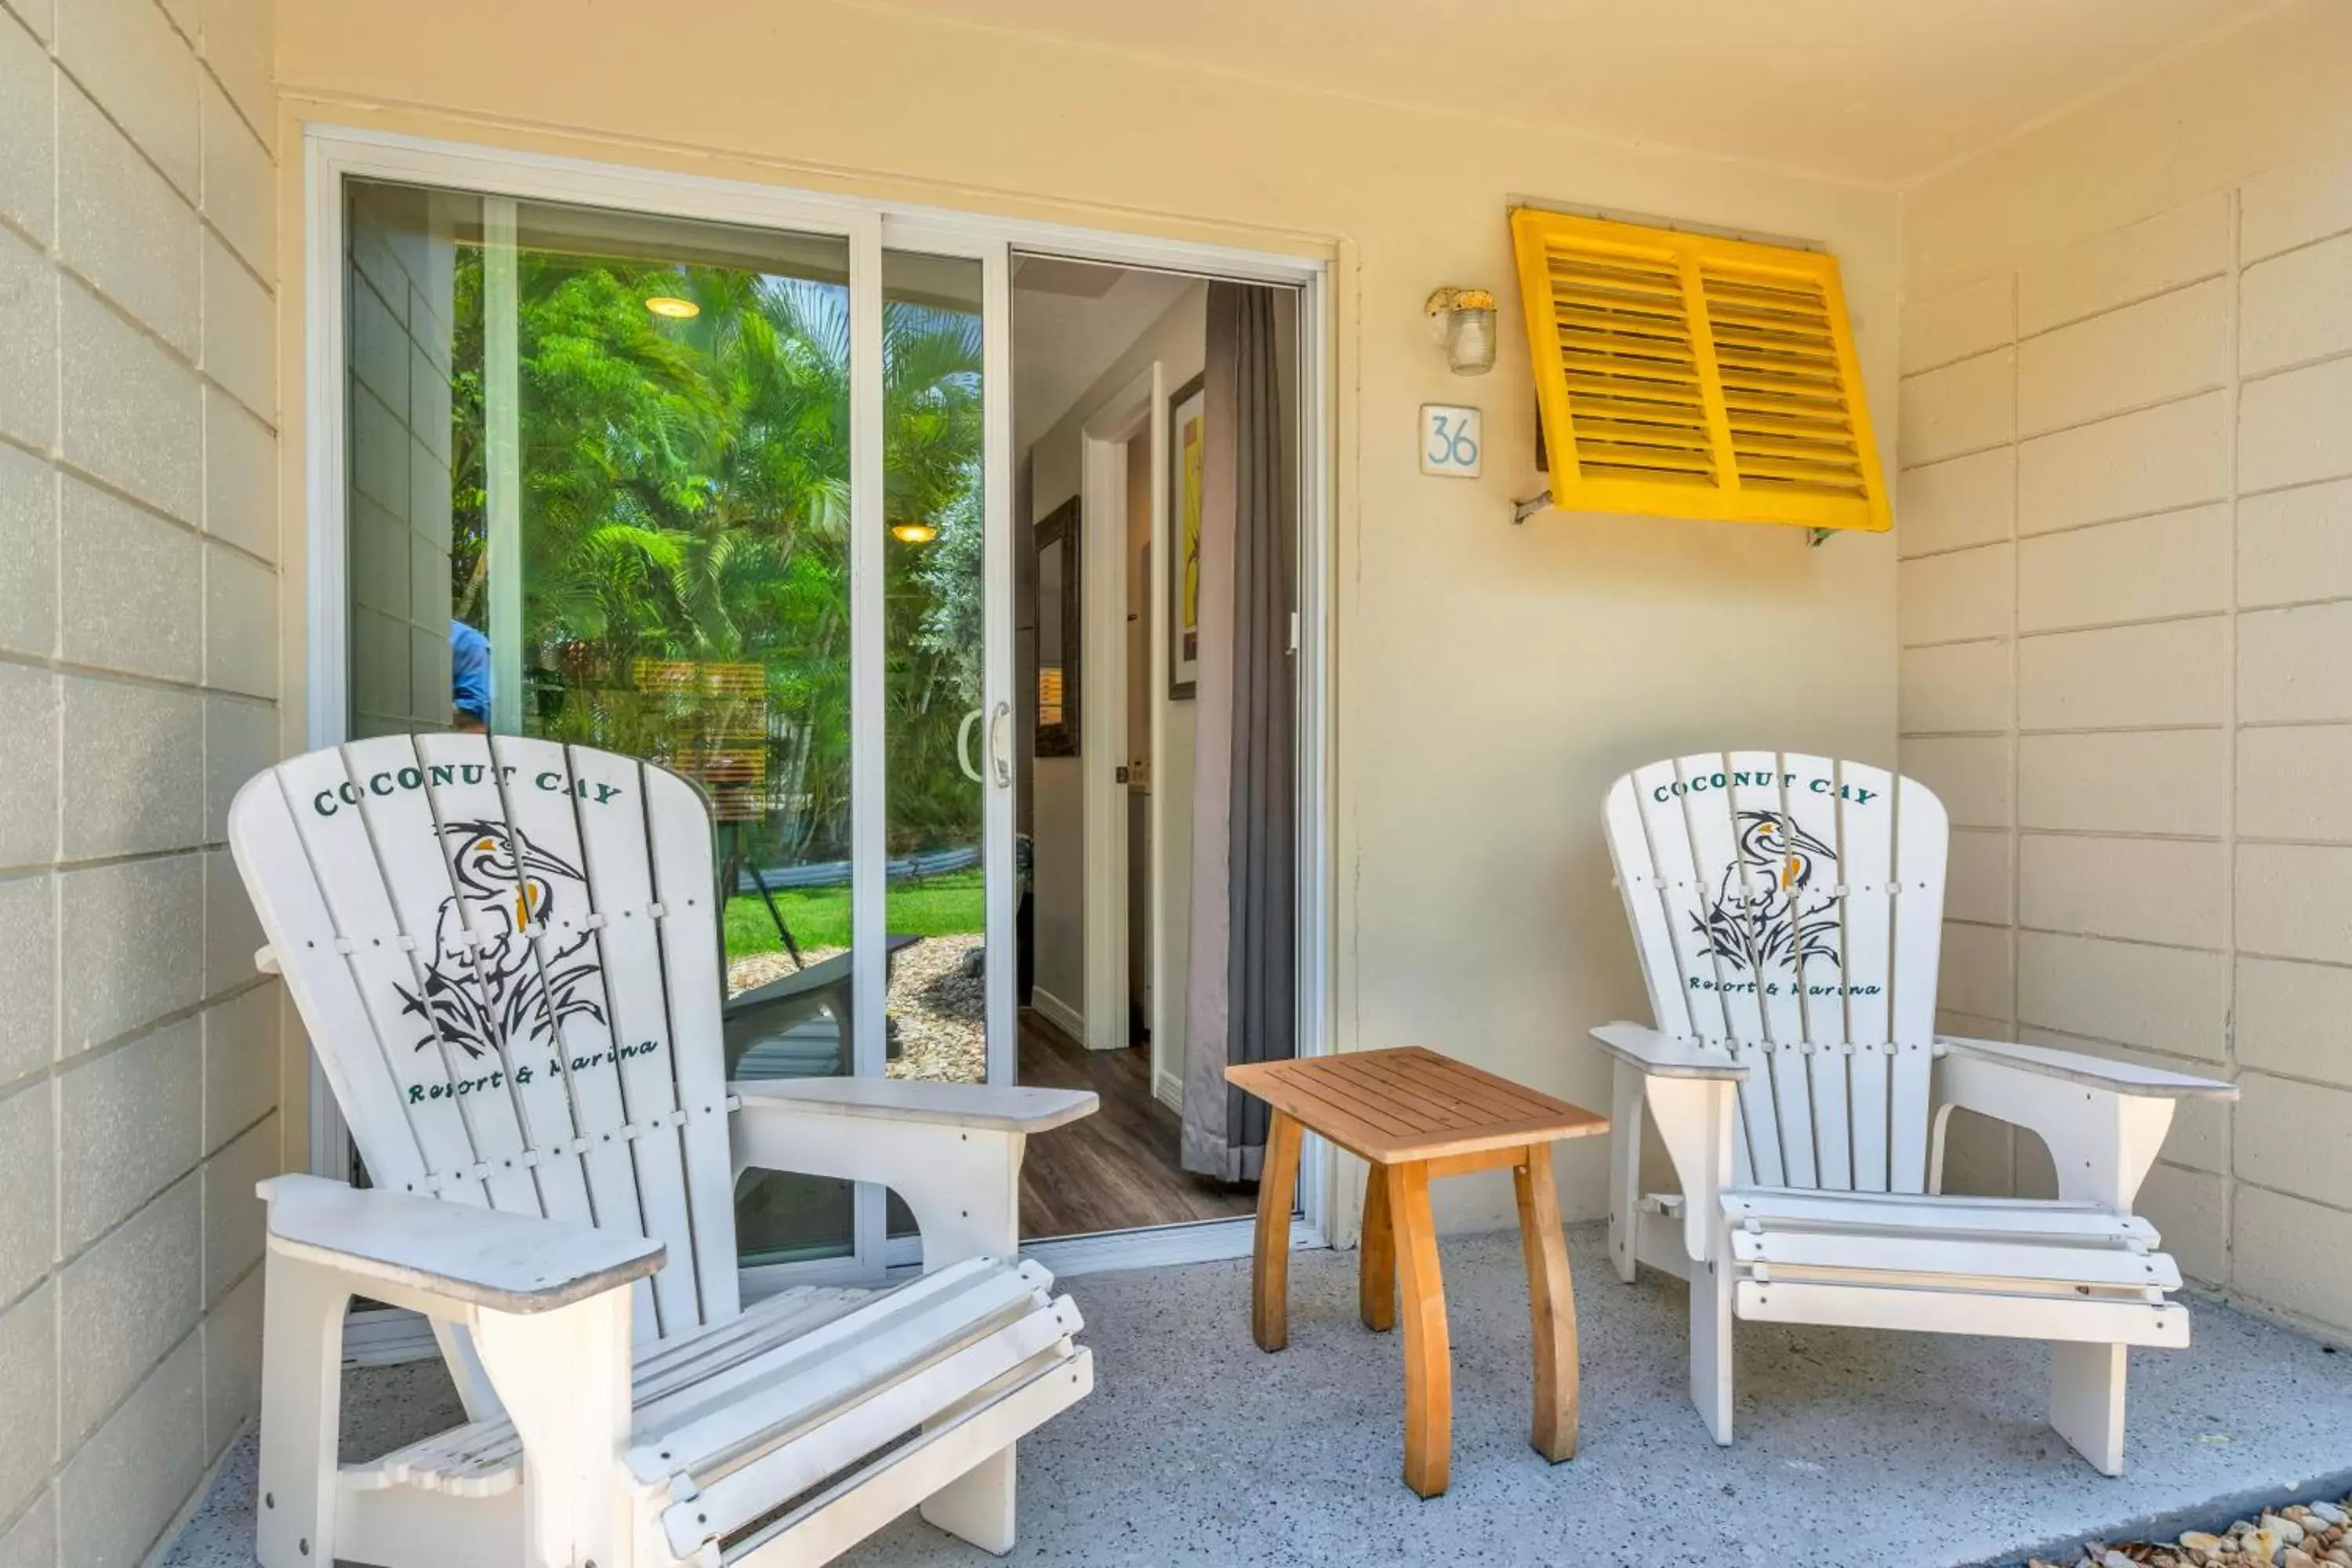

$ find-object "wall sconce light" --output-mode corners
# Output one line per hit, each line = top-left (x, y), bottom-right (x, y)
(1425, 287), (1497, 376)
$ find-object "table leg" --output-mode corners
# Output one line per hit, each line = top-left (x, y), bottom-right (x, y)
(1251, 1109), (1303, 1353)
(1388, 1160), (1451, 1497)
(1514, 1142), (1579, 1462)
(1359, 1160), (1395, 1332)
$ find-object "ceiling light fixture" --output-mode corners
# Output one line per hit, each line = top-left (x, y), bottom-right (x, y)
(890, 521), (939, 545)
(644, 296), (700, 320)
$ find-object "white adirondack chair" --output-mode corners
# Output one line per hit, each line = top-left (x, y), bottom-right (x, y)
(1593, 751), (2234, 1474)
(229, 734), (1098, 1568)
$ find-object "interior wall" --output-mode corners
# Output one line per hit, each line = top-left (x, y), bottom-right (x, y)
(275, 0), (1905, 1234)
(1897, 0), (2352, 1338)
(1026, 282), (1206, 1050)
(0, 0), (282, 1561)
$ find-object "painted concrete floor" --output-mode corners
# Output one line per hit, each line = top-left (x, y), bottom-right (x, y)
(166, 1225), (2352, 1568)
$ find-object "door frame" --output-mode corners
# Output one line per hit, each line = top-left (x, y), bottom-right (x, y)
(298, 124), (1335, 1290)
(1075, 365), (1161, 1058)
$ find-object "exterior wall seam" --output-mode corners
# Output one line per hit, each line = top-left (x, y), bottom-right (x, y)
(2234, 341), (2352, 387)
(2003, 263), (2024, 1193)
(2012, 274), (2230, 343)
(0, 647), (277, 703)
(0, 427), (284, 564)
(2012, 608), (2230, 641)
(2219, 184), (2244, 1290)
(2013, 385), (2231, 446)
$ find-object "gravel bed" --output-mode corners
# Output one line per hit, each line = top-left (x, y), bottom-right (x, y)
(2034, 1494), (2352, 1567)
(727, 932), (985, 1084)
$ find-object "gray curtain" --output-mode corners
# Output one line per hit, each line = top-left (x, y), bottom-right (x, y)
(1181, 283), (1296, 1182)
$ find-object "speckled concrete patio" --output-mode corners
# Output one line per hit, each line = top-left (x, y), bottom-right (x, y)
(165, 1224), (2352, 1568)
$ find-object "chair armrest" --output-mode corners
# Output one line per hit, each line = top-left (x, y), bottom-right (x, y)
(259, 1174), (663, 1315)
(1938, 1036), (2236, 1100)
(1589, 1022), (1748, 1080)
(1932, 1040), (2229, 1209)
(731, 1076), (1098, 1134)
(1590, 1026), (1742, 1264)
(730, 1080), (1096, 1269)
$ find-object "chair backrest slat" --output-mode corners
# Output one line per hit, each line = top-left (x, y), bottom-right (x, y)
(1779, 753), (1853, 1189)
(230, 737), (746, 1341)
(1888, 771), (1950, 1194)
(1834, 760), (1897, 1191)
(1730, 752), (1823, 1186)
(1602, 752), (1951, 1196)
(641, 764), (742, 1325)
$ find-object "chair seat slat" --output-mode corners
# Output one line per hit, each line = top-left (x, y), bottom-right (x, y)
(1735, 1279), (2188, 1347)
(1732, 1231), (2180, 1288)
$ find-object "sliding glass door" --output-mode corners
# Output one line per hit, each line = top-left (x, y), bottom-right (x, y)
(334, 178), (1013, 1283)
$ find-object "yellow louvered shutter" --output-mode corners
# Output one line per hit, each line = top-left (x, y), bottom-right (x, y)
(1510, 209), (1889, 533)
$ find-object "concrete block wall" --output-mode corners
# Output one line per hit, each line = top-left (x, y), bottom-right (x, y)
(1898, 152), (2352, 1337)
(0, 0), (281, 1561)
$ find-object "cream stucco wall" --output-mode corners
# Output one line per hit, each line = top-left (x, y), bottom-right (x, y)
(270, 0), (1904, 1236)
(0, 0), (283, 1561)
(1897, 0), (2352, 1338)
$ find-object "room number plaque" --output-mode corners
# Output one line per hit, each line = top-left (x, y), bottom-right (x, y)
(1420, 404), (1481, 478)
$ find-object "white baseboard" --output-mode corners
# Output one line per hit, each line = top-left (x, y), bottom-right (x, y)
(1153, 1068), (1183, 1112)
(1018, 1214), (1318, 1277)
(1030, 985), (1085, 1042)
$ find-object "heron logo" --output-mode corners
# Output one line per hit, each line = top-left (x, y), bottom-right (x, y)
(1690, 811), (1842, 975)
(394, 820), (608, 1061)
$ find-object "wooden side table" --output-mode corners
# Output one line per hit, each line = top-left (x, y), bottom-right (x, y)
(1228, 1047), (1609, 1498)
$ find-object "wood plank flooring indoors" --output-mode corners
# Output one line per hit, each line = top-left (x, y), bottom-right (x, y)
(1018, 1010), (1258, 1239)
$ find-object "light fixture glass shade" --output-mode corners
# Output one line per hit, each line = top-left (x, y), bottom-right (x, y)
(890, 520), (939, 544)
(1446, 305), (1497, 376)
(644, 295), (700, 319)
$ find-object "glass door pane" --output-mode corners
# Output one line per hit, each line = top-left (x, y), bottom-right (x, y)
(880, 250), (991, 1090)
(339, 177), (864, 1268)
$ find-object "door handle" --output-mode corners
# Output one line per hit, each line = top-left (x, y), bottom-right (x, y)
(956, 706), (985, 785)
(988, 700), (1012, 788)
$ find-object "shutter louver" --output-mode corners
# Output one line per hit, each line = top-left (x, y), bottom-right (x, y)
(1512, 209), (1890, 533)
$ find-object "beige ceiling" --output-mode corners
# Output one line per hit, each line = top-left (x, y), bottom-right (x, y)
(848, 0), (2278, 186)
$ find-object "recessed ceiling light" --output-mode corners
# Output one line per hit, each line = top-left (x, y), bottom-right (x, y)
(890, 521), (939, 545)
(644, 296), (700, 319)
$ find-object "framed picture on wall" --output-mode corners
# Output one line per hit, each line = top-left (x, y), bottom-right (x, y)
(1167, 373), (1205, 700)
(1035, 498), (1080, 757)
